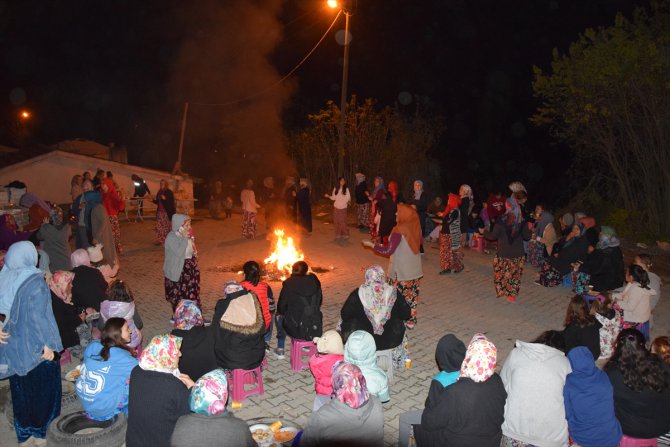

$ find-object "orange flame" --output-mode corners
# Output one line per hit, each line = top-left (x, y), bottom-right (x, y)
(264, 229), (304, 276)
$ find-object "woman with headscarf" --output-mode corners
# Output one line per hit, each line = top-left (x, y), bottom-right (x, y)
(48, 271), (84, 354)
(240, 179), (260, 239)
(154, 179), (176, 245)
(101, 177), (124, 255)
(458, 184), (474, 247)
(126, 334), (194, 447)
(415, 333), (506, 447)
(411, 180), (428, 234)
(70, 248), (108, 313)
(301, 362), (384, 447)
(573, 232), (625, 293)
(377, 189), (398, 244)
(363, 203), (423, 328)
(527, 203), (554, 268)
(439, 193), (464, 275)
(164, 214), (201, 314)
(0, 214), (33, 251)
(369, 176), (385, 242)
(480, 197), (531, 303)
(0, 241), (63, 446)
(84, 190), (118, 267)
(297, 178), (312, 234)
(36, 205), (72, 271)
(354, 173), (371, 229)
(340, 265), (410, 352)
(538, 222), (589, 287)
(343, 331), (390, 403)
(171, 369), (255, 447)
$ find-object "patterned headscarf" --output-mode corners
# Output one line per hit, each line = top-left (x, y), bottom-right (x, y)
(223, 280), (245, 297)
(173, 300), (204, 330)
(189, 369), (229, 415)
(459, 184), (473, 200)
(358, 265), (396, 335)
(459, 333), (497, 383)
(70, 248), (92, 268)
(48, 271), (75, 304)
(598, 233), (621, 250)
(332, 362), (370, 409)
(139, 334), (183, 375)
(371, 176), (385, 198)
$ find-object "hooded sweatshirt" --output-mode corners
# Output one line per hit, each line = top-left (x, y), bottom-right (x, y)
(564, 347), (622, 447)
(344, 331), (389, 402)
(163, 214), (191, 282)
(500, 340), (571, 447)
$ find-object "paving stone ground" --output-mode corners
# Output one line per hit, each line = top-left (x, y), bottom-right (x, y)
(1, 211), (668, 446)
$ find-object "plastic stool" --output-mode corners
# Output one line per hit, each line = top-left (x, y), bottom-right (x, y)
(376, 349), (394, 383)
(59, 349), (71, 366)
(469, 235), (484, 253)
(290, 338), (317, 372)
(229, 366), (264, 402)
(618, 434), (657, 447)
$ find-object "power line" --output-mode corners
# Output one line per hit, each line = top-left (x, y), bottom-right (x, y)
(189, 10), (342, 107)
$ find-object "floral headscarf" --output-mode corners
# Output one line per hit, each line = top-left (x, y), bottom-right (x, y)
(332, 362), (370, 409)
(189, 369), (229, 415)
(173, 299), (204, 330)
(48, 271), (75, 304)
(459, 184), (473, 200)
(459, 333), (497, 383)
(139, 334), (182, 375)
(223, 280), (245, 297)
(358, 265), (396, 335)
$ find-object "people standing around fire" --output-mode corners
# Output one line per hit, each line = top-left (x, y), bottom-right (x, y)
(325, 176), (351, 239)
(297, 178), (313, 234)
(240, 179), (260, 239)
(354, 173), (371, 229)
(438, 193), (463, 275)
(154, 179), (176, 245)
(363, 203), (423, 328)
(274, 261), (323, 359)
(164, 214), (201, 314)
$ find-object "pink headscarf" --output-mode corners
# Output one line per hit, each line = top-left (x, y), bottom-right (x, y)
(48, 271), (75, 304)
(459, 333), (497, 383)
(70, 249), (91, 268)
(332, 362), (370, 409)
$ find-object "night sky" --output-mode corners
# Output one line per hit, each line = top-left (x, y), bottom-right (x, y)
(0, 0), (647, 203)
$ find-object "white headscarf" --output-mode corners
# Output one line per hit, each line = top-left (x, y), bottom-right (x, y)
(358, 265), (397, 335)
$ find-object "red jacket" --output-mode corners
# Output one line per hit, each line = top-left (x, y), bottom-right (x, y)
(101, 178), (124, 217)
(309, 353), (344, 396)
(241, 280), (273, 330)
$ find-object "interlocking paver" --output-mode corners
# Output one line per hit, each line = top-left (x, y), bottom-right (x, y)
(1, 212), (668, 446)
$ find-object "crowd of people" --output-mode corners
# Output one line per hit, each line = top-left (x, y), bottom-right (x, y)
(0, 171), (668, 447)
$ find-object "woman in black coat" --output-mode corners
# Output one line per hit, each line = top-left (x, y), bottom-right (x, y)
(340, 265), (410, 350)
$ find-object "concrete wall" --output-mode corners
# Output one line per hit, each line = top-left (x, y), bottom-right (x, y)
(0, 150), (192, 206)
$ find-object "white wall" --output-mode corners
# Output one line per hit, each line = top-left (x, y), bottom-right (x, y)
(0, 151), (192, 206)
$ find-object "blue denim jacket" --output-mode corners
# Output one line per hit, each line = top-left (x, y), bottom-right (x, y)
(0, 274), (63, 378)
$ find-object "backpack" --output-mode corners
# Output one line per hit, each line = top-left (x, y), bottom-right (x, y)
(287, 289), (323, 340)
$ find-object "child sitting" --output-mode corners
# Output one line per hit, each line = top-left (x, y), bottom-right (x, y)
(343, 330), (389, 403)
(100, 280), (143, 353)
(612, 265), (656, 340)
(309, 330), (345, 411)
(563, 295), (601, 360)
(76, 318), (138, 421)
(589, 294), (622, 365)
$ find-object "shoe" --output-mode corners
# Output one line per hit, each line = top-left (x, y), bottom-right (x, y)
(507, 295), (517, 303)
(274, 348), (285, 359)
(33, 439), (46, 446)
(439, 269), (451, 275)
(264, 343), (271, 354)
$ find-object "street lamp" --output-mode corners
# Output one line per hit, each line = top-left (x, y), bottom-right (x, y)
(19, 110), (31, 120)
(328, 0), (352, 178)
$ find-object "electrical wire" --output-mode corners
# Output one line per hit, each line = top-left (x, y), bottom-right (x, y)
(189, 10), (342, 107)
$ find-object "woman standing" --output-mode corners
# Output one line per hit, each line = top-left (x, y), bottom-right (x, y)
(84, 190), (118, 267)
(527, 204), (554, 268)
(101, 177), (124, 255)
(369, 176), (385, 242)
(0, 241), (63, 446)
(325, 177), (351, 239)
(439, 193), (463, 275)
(297, 178), (312, 234)
(458, 184), (474, 247)
(70, 175), (83, 202)
(36, 206), (72, 271)
(164, 214), (201, 314)
(481, 198), (531, 303)
(363, 203), (423, 328)
(354, 173), (371, 229)
(154, 179), (176, 245)
(240, 179), (260, 239)
(411, 180), (428, 237)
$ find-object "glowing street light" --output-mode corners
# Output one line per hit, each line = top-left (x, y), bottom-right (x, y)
(19, 110), (31, 120)
(327, 0), (339, 8)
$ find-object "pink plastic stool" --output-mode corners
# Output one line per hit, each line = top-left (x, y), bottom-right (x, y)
(228, 366), (264, 402)
(618, 435), (657, 447)
(59, 349), (71, 366)
(469, 235), (484, 253)
(290, 338), (317, 372)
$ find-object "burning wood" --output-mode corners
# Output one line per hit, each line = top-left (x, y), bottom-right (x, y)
(264, 229), (304, 280)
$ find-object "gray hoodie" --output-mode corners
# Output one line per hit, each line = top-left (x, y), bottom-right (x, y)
(500, 340), (571, 447)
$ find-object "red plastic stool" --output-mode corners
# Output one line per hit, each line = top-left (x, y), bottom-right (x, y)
(59, 349), (71, 366)
(469, 235), (484, 253)
(618, 435), (657, 447)
(290, 338), (317, 372)
(228, 366), (264, 402)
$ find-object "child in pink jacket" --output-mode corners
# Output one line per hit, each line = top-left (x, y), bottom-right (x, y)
(309, 329), (344, 411)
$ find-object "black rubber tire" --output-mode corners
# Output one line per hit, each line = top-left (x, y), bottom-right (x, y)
(46, 411), (127, 447)
(5, 379), (78, 428)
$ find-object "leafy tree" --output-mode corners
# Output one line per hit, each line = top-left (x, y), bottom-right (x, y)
(288, 96), (444, 197)
(532, 2), (670, 236)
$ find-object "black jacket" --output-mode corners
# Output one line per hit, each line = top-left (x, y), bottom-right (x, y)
(415, 374), (507, 447)
(172, 325), (217, 382)
(126, 367), (190, 447)
(154, 188), (176, 219)
(71, 265), (108, 311)
(277, 273), (323, 340)
(549, 236), (589, 275)
(580, 246), (625, 292)
(51, 291), (82, 349)
(378, 196), (397, 239)
(340, 288), (410, 350)
(563, 320), (602, 360)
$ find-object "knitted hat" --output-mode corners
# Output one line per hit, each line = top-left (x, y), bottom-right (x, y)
(314, 329), (344, 355)
(86, 244), (104, 263)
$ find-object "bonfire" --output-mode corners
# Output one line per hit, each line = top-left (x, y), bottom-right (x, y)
(264, 229), (304, 280)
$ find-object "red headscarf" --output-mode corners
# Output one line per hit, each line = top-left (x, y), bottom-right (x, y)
(391, 204), (422, 254)
(444, 193), (461, 214)
(387, 180), (399, 203)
